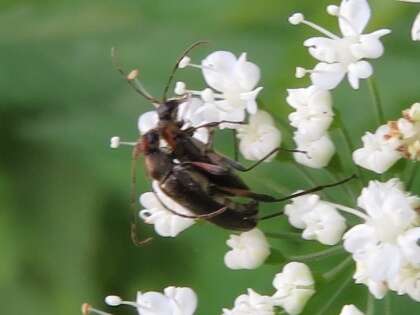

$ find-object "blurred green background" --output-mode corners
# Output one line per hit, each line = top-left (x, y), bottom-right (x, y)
(0, 0), (419, 314)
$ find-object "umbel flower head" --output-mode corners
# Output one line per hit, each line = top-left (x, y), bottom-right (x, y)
(290, 0), (391, 89)
(343, 179), (420, 299)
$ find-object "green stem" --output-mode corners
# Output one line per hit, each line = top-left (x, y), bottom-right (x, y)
(367, 77), (385, 124)
(337, 124), (366, 188)
(315, 274), (353, 315)
(385, 294), (391, 315)
(322, 256), (353, 282)
(366, 293), (375, 315)
(265, 232), (303, 241)
(287, 245), (344, 262)
(406, 161), (418, 191)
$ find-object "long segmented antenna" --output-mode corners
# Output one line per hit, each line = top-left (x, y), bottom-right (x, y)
(130, 146), (153, 246)
(111, 47), (160, 105)
(162, 40), (209, 102)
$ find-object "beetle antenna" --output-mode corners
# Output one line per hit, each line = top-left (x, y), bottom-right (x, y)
(130, 146), (153, 246)
(111, 47), (159, 106)
(162, 40), (209, 102)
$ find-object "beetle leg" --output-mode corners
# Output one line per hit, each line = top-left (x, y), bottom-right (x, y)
(217, 174), (357, 203)
(130, 149), (153, 246)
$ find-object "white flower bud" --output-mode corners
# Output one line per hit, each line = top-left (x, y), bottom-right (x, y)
(174, 81), (187, 95)
(339, 304), (365, 315)
(110, 136), (120, 149)
(224, 228), (270, 270)
(289, 13), (305, 25)
(272, 262), (315, 315)
(178, 56), (191, 68)
(105, 295), (122, 306)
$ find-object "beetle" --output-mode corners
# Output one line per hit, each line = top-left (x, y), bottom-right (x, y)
(112, 42), (307, 203)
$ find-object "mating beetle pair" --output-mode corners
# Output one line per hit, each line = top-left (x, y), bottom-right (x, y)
(112, 42), (355, 244)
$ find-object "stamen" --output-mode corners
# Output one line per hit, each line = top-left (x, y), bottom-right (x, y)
(105, 295), (151, 309)
(81, 303), (114, 315)
(201, 88), (215, 102)
(324, 201), (370, 221)
(110, 136), (137, 149)
(295, 67), (308, 78)
(289, 12), (340, 39)
(178, 56), (191, 69)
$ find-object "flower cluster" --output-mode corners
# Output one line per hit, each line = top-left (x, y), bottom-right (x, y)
(343, 179), (420, 300)
(177, 51), (282, 161)
(286, 86), (336, 168)
(353, 103), (420, 173)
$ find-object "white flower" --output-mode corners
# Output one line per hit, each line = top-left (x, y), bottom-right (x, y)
(343, 179), (420, 288)
(105, 286), (198, 315)
(412, 12), (420, 41)
(236, 110), (282, 162)
(222, 289), (275, 315)
(285, 194), (322, 229)
(293, 133), (335, 168)
(139, 181), (196, 237)
(272, 262), (315, 315)
(301, 203), (347, 245)
(178, 51), (263, 128)
(339, 304), (364, 315)
(398, 227), (420, 266)
(224, 228), (271, 270)
(290, 0), (391, 89)
(201, 51), (262, 115)
(287, 86), (334, 141)
(353, 124), (402, 174)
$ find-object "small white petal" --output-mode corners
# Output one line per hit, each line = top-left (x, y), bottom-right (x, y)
(301, 203), (347, 245)
(224, 228), (271, 270)
(347, 61), (373, 89)
(339, 304), (365, 315)
(222, 289), (275, 315)
(350, 29), (391, 59)
(137, 291), (173, 315)
(339, 0), (372, 36)
(272, 262), (315, 315)
(138, 111), (159, 135)
(398, 228), (420, 267)
(163, 287), (198, 315)
(294, 133), (336, 168)
(285, 193), (321, 229)
(310, 62), (347, 90)
(237, 110), (281, 161)
(353, 125), (402, 174)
